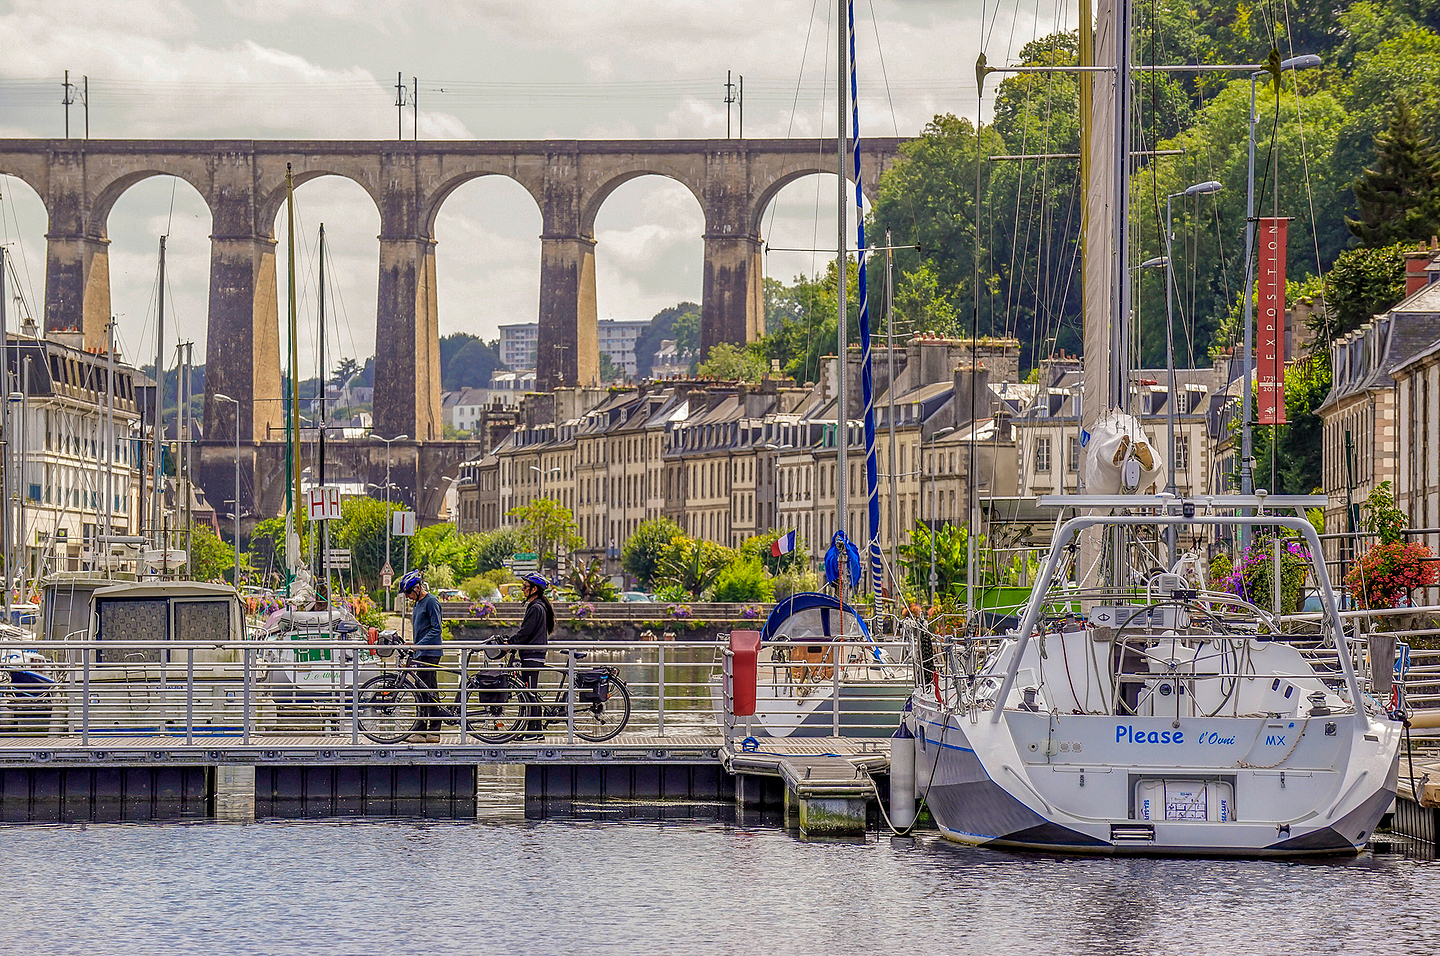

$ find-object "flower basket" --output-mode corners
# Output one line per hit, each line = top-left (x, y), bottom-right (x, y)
(668, 604), (693, 620)
(1345, 541), (1439, 610)
(1215, 537), (1310, 614)
(739, 604), (761, 621)
(572, 602), (596, 621)
(470, 601), (497, 619)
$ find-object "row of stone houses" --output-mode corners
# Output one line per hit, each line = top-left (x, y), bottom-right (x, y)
(1320, 243), (1440, 570)
(454, 333), (1239, 575)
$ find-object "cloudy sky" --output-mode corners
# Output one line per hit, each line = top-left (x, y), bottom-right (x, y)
(0, 0), (1070, 378)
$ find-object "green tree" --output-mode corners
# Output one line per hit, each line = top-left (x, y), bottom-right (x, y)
(900, 523), (990, 598)
(695, 342), (765, 382)
(1255, 354), (1330, 495)
(707, 556), (775, 602)
(1147, 77), (1348, 366)
(1348, 97), (1440, 245)
(412, 523), (483, 581)
(568, 558), (620, 601)
(507, 498), (582, 573)
(633, 302), (700, 379)
(187, 523), (236, 582)
(1314, 242), (1409, 342)
(329, 356), (361, 390)
(444, 336), (501, 390)
(672, 307), (701, 356)
(741, 530), (808, 576)
(598, 352), (626, 382)
(655, 536), (735, 598)
(332, 497), (401, 585)
(622, 518), (685, 588)
(475, 527), (529, 573)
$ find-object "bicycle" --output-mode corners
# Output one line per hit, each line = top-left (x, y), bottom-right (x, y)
(487, 643), (632, 743)
(354, 633), (531, 744)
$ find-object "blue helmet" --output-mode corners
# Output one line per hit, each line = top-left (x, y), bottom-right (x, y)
(398, 569), (424, 594)
(521, 572), (550, 591)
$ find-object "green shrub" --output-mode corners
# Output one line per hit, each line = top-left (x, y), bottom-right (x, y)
(706, 557), (774, 603)
(773, 568), (822, 601)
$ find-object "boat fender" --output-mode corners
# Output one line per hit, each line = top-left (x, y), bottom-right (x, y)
(890, 725), (918, 827)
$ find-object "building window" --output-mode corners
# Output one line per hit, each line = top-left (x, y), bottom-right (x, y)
(1067, 436), (1080, 473)
(1035, 438), (1052, 473)
(1176, 434), (1190, 472)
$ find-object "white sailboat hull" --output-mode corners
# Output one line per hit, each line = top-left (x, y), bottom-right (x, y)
(908, 696), (1400, 856)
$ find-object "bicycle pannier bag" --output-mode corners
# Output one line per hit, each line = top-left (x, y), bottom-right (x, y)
(576, 670), (610, 703)
(472, 671), (507, 706)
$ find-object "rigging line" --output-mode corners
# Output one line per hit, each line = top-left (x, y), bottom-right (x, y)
(801, 0), (834, 386)
(165, 175), (177, 237)
(763, 0), (822, 243)
(1001, 61), (1036, 331)
(1279, 0), (1330, 350)
(0, 178), (40, 320)
(865, 0), (902, 138)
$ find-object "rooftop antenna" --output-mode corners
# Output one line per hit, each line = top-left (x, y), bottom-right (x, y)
(394, 72), (407, 141)
(62, 70), (75, 139)
(724, 71), (737, 138)
(82, 76), (89, 139)
(412, 76), (418, 141)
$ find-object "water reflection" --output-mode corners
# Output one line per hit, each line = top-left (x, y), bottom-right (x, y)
(1, 816), (1437, 955)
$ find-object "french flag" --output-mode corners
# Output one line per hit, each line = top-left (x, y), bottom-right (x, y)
(771, 530), (797, 557)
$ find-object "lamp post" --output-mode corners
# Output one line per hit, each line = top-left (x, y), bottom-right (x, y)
(373, 433), (408, 609)
(926, 425), (954, 605)
(1162, 181), (1223, 563)
(1241, 54), (1321, 543)
(213, 392), (242, 588)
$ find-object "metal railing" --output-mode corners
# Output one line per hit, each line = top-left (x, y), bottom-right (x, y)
(0, 637), (910, 747)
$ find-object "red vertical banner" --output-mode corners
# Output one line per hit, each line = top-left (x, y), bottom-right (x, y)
(1256, 217), (1288, 425)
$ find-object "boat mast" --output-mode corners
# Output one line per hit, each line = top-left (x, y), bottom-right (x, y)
(0, 244), (9, 622)
(1078, 0), (1131, 589)
(885, 229), (899, 587)
(103, 315), (115, 572)
(834, 0), (849, 602)
(151, 236), (165, 550)
(318, 223), (330, 610)
(284, 165), (302, 580)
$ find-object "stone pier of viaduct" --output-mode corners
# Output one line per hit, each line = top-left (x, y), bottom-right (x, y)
(0, 137), (904, 521)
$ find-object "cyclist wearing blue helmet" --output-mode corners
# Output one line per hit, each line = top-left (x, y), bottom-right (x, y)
(509, 572), (554, 739)
(400, 569), (444, 742)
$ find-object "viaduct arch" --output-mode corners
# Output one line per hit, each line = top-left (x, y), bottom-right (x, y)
(0, 137), (906, 521)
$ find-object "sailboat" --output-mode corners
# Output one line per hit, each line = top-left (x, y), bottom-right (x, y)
(259, 187), (376, 704)
(895, 0), (1401, 855)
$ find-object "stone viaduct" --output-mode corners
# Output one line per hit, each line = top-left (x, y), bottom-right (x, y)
(0, 137), (905, 521)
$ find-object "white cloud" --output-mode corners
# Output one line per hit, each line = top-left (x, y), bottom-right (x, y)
(0, 0), (1077, 367)
(221, 0), (410, 29)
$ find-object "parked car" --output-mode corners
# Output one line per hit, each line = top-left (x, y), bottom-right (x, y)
(621, 591), (654, 603)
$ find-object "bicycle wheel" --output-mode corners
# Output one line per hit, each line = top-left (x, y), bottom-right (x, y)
(356, 674), (422, 744)
(463, 676), (533, 743)
(573, 676), (631, 743)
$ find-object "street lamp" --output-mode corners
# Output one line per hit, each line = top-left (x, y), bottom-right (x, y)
(213, 392), (241, 588)
(1163, 181), (1223, 563)
(1241, 54), (1321, 542)
(926, 425), (955, 605)
(373, 433), (408, 609)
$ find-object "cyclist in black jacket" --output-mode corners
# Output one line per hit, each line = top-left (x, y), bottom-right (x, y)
(510, 572), (554, 739)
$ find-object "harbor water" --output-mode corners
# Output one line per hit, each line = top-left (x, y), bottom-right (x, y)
(4, 768), (1440, 955)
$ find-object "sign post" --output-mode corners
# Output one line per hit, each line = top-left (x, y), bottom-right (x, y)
(393, 512), (416, 642)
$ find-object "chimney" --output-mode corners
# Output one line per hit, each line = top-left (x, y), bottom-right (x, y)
(1405, 247), (1432, 295)
(953, 361), (992, 424)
